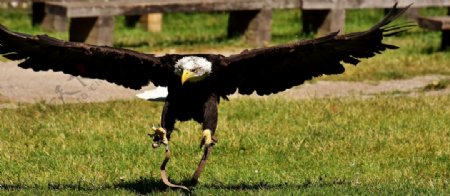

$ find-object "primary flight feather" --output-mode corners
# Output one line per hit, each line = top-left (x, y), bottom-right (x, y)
(0, 3), (411, 188)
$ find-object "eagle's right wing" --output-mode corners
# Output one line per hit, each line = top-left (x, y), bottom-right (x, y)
(0, 24), (174, 89)
(215, 3), (412, 96)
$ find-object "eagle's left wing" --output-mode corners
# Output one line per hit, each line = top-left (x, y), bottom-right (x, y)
(216, 3), (411, 96)
(0, 24), (174, 89)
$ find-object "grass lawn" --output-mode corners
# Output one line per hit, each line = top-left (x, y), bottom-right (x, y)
(0, 6), (449, 195)
(0, 96), (449, 195)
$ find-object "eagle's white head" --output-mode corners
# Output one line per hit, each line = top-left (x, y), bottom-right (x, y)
(174, 56), (212, 85)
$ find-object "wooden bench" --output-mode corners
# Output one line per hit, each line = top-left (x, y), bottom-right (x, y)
(35, 0), (450, 47)
(418, 14), (450, 50)
(42, 0), (303, 46)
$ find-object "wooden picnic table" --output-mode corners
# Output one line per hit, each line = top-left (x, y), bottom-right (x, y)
(30, 0), (450, 47)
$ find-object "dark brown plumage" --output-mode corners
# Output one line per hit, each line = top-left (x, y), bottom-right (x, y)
(0, 3), (411, 185)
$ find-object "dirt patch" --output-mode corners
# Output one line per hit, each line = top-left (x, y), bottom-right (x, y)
(273, 75), (450, 100)
(1, 61), (449, 105)
(0, 61), (138, 104)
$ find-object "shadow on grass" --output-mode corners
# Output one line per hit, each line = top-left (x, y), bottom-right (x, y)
(0, 177), (171, 194)
(0, 177), (351, 193)
(114, 177), (171, 194)
(201, 178), (351, 191)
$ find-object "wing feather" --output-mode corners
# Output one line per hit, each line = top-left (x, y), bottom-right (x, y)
(0, 25), (174, 89)
(217, 3), (412, 96)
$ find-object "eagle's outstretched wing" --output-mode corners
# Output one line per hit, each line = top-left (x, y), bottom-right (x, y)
(0, 25), (173, 89)
(217, 3), (412, 96)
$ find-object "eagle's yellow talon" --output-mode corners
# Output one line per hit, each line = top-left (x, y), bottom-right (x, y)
(152, 143), (161, 148)
(152, 126), (169, 148)
(200, 129), (212, 148)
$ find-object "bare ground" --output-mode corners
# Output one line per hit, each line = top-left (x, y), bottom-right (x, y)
(1, 61), (449, 108)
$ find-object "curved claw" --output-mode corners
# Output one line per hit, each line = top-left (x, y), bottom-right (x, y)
(150, 126), (168, 148)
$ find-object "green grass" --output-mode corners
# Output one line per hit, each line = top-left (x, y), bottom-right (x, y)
(1, 7), (449, 195)
(0, 96), (449, 195)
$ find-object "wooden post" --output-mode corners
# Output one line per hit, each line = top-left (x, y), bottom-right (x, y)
(442, 30), (450, 50)
(124, 15), (141, 28)
(33, 0), (68, 31)
(228, 9), (272, 47)
(140, 13), (163, 32)
(443, 7), (450, 50)
(69, 16), (115, 46)
(42, 13), (67, 32)
(302, 9), (346, 37)
(32, 1), (45, 26)
(38, 0), (68, 32)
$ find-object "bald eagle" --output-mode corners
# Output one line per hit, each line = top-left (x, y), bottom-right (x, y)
(0, 4), (411, 189)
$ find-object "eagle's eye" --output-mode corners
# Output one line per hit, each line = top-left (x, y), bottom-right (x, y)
(191, 67), (200, 73)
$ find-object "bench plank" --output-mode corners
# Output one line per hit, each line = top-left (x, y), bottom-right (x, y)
(304, 0), (450, 9)
(45, 0), (450, 18)
(418, 17), (450, 30)
(46, 0), (301, 18)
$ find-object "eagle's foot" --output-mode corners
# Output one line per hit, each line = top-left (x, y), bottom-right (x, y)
(200, 129), (214, 149)
(150, 126), (168, 148)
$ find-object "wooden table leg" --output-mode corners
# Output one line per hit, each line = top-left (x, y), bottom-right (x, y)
(37, 1), (67, 32)
(442, 30), (450, 50)
(302, 9), (346, 37)
(228, 9), (272, 48)
(69, 16), (115, 46)
(32, 1), (45, 26)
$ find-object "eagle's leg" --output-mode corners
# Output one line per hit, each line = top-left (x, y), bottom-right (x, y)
(152, 101), (176, 148)
(153, 100), (192, 191)
(200, 94), (218, 148)
(191, 94), (219, 184)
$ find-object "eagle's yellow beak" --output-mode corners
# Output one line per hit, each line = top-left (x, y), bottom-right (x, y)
(181, 70), (194, 85)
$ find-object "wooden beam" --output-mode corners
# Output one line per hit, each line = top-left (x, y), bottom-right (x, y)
(418, 17), (450, 31)
(45, 0), (450, 19)
(303, 0), (450, 9)
(45, 0), (301, 18)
